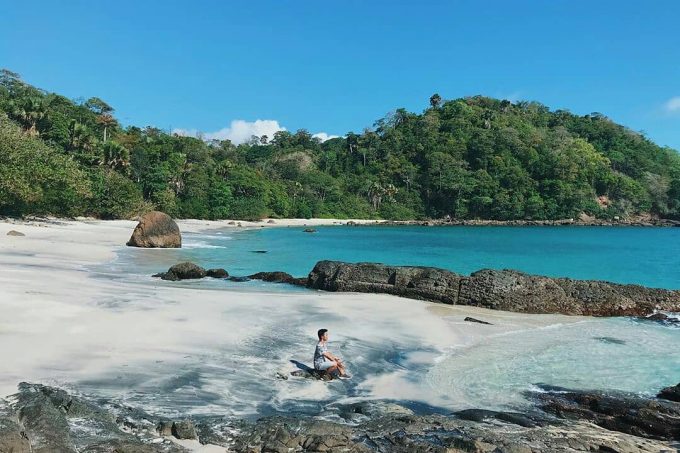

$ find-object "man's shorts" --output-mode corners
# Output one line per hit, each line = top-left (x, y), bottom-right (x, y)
(315, 361), (336, 371)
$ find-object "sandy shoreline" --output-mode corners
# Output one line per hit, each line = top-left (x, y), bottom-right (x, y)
(0, 218), (579, 413)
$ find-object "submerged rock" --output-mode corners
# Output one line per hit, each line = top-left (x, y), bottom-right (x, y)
(464, 316), (493, 325)
(306, 260), (680, 316)
(127, 211), (182, 248)
(206, 268), (229, 278)
(641, 312), (680, 324)
(248, 271), (295, 283)
(246, 271), (308, 286)
(154, 262), (207, 281)
(303, 228), (317, 233)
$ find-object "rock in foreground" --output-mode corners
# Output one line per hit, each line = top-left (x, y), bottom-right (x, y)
(4, 382), (677, 452)
(127, 211), (182, 248)
(307, 260), (680, 316)
(533, 384), (680, 441)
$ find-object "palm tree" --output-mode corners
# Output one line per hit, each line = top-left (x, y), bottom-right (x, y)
(101, 141), (130, 172)
(9, 96), (48, 136)
(68, 120), (90, 150)
(429, 93), (442, 109)
(96, 113), (117, 142)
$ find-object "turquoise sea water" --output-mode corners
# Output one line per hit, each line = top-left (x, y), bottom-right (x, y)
(118, 225), (680, 289)
(100, 225), (680, 417)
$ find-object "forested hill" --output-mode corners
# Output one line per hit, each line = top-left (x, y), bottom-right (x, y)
(1, 69), (679, 221)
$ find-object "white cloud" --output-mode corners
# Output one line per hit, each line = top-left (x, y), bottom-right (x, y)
(174, 120), (340, 145)
(664, 96), (680, 113)
(312, 132), (340, 142)
(173, 119), (286, 144)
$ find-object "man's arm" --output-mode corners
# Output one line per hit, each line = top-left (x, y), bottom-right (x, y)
(323, 351), (341, 362)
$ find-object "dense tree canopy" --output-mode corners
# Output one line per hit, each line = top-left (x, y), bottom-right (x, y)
(1, 69), (679, 220)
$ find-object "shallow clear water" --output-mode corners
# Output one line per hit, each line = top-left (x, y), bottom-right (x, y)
(427, 316), (680, 409)
(97, 225), (680, 418)
(116, 225), (680, 289)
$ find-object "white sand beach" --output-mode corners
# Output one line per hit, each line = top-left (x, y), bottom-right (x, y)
(0, 218), (579, 417)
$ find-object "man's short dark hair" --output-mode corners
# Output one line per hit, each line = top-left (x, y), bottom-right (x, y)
(318, 329), (328, 340)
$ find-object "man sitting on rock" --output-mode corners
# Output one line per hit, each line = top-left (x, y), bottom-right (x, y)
(314, 329), (350, 379)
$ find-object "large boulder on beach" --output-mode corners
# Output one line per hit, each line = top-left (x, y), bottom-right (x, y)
(126, 211), (181, 248)
(6, 230), (25, 236)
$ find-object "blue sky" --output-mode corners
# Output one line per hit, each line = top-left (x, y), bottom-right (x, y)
(1, 0), (679, 148)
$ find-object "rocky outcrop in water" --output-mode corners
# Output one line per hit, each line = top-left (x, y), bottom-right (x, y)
(127, 211), (182, 248)
(206, 268), (229, 278)
(658, 383), (680, 403)
(306, 261), (680, 316)
(463, 316), (493, 325)
(248, 271), (307, 286)
(153, 262), (207, 281)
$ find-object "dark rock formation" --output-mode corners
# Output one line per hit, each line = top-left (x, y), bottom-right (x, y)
(244, 271), (307, 286)
(532, 385), (680, 441)
(251, 250), (268, 253)
(127, 211), (182, 248)
(228, 412), (671, 453)
(658, 383), (680, 402)
(9, 383), (186, 452)
(171, 420), (197, 439)
(5, 382), (678, 452)
(307, 261), (680, 316)
(307, 260), (462, 304)
(206, 268), (229, 278)
(248, 271), (295, 283)
(0, 398), (30, 453)
(228, 276), (250, 282)
(303, 228), (317, 233)
(153, 262), (207, 281)
(642, 312), (680, 324)
(464, 316), (493, 325)
(454, 408), (545, 428)
(290, 369), (332, 381)
(267, 219), (276, 224)
(6, 229), (25, 236)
